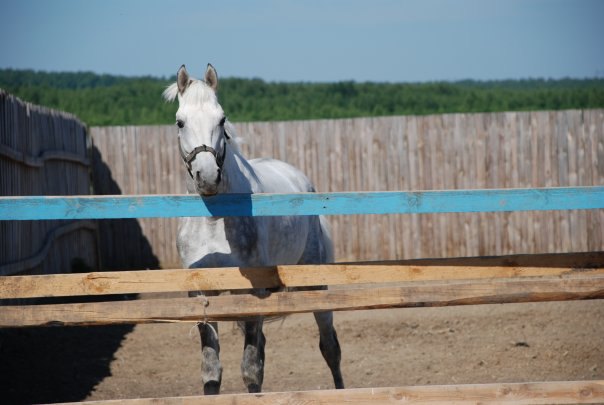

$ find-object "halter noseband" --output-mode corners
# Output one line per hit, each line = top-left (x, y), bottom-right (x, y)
(178, 124), (230, 180)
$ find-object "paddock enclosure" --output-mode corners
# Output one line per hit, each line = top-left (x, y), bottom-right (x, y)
(1, 92), (604, 403)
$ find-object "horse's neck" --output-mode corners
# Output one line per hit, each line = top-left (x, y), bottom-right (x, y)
(222, 148), (256, 193)
(180, 147), (257, 259)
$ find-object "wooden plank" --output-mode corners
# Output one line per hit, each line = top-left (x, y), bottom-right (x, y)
(56, 380), (604, 405)
(1, 186), (603, 221)
(2, 252), (603, 299)
(2, 274), (604, 327)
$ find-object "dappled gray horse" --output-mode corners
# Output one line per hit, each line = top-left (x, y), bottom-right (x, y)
(163, 64), (344, 394)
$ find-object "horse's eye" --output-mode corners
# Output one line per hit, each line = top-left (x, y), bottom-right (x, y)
(176, 120), (184, 129)
(219, 116), (226, 127)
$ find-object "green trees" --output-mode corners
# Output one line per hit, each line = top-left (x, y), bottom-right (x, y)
(1, 68), (603, 126)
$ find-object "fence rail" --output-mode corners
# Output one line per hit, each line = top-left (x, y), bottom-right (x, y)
(59, 380), (604, 405)
(2, 186), (603, 220)
(2, 276), (603, 327)
(1, 251), (602, 328)
(2, 252), (601, 299)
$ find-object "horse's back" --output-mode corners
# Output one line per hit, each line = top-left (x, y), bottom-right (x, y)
(248, 157), (333, 264)
(249, 158), (315, 193)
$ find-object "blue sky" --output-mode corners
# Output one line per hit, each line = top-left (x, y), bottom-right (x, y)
(1, 0), (603, 82)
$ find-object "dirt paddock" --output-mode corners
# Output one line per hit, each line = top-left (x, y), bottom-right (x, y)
(1, 297), (602, 404)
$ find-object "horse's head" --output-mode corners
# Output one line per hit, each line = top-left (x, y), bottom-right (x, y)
(163, 64), (229, 196)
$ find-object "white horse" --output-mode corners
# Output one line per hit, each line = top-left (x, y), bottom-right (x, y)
(163, 64), (344, 395)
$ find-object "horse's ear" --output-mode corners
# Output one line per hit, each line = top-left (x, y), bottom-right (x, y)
(177, 65), (190, 94)
(205, 64), (218, 91)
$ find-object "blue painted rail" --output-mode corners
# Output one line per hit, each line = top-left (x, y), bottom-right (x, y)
(1, 187), (603, 221)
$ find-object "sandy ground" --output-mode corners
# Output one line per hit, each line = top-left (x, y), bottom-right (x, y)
(2, 298), (602, 403)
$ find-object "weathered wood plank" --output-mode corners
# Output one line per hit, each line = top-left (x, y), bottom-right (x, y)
(2, 252), (603, 299)
(56, 380), (604, 405)
(1, 186), (603, 220)
(2, 274), (604, 327)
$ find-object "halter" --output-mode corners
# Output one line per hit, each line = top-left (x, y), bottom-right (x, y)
(178, 121), (230, 181)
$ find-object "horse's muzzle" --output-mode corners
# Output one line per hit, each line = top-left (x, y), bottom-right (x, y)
(195, 171), (220, 196)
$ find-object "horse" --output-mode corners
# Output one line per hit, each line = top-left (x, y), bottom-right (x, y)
(163, 64), (344, 395)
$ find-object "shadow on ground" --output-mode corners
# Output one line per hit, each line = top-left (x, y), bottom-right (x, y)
(0, 324), (134, 404)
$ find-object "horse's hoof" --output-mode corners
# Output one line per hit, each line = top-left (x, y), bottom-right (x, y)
(247, 383), (262, 393)
(204, 381), (221, 395)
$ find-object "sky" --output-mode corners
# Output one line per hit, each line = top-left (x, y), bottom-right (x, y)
(1, 0), (603, 83)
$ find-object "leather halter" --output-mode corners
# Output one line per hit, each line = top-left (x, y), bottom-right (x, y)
(178, 124), (230, 180)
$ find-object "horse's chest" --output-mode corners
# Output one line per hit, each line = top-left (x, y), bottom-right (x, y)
(177, 217), (262, 268)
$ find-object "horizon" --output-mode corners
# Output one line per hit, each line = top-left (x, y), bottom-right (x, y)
(2, 67), (603, 85)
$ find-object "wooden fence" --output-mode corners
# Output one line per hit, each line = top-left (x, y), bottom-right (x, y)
(90, 110), (604, 268)
(0, 90), (98, 277)
(57, 380), (604, 404)
(0, 189), (603, 403)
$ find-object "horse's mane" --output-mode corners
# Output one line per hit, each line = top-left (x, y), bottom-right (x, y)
(162, 82), (180, 103)
(163, 79), (243, 152)
(223, 120), (243, 152)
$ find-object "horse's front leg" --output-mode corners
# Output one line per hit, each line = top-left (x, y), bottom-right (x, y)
(197, 321), (222, 394)
(190, 291), (223, 395)
(241, 317), (266, 393)
(299, 285), (344, 389)
(314, 310), (345, 389)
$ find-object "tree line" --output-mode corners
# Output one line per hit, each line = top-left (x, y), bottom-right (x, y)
(1, 68), (603, 126)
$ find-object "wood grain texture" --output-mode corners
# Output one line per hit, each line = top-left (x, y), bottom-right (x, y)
(0, 220), (97, 276)
(56, 380), (604, 405)
(2, 274), (603, 327)
(0, 90), (98, 276)
(2, 252), (602, 299)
